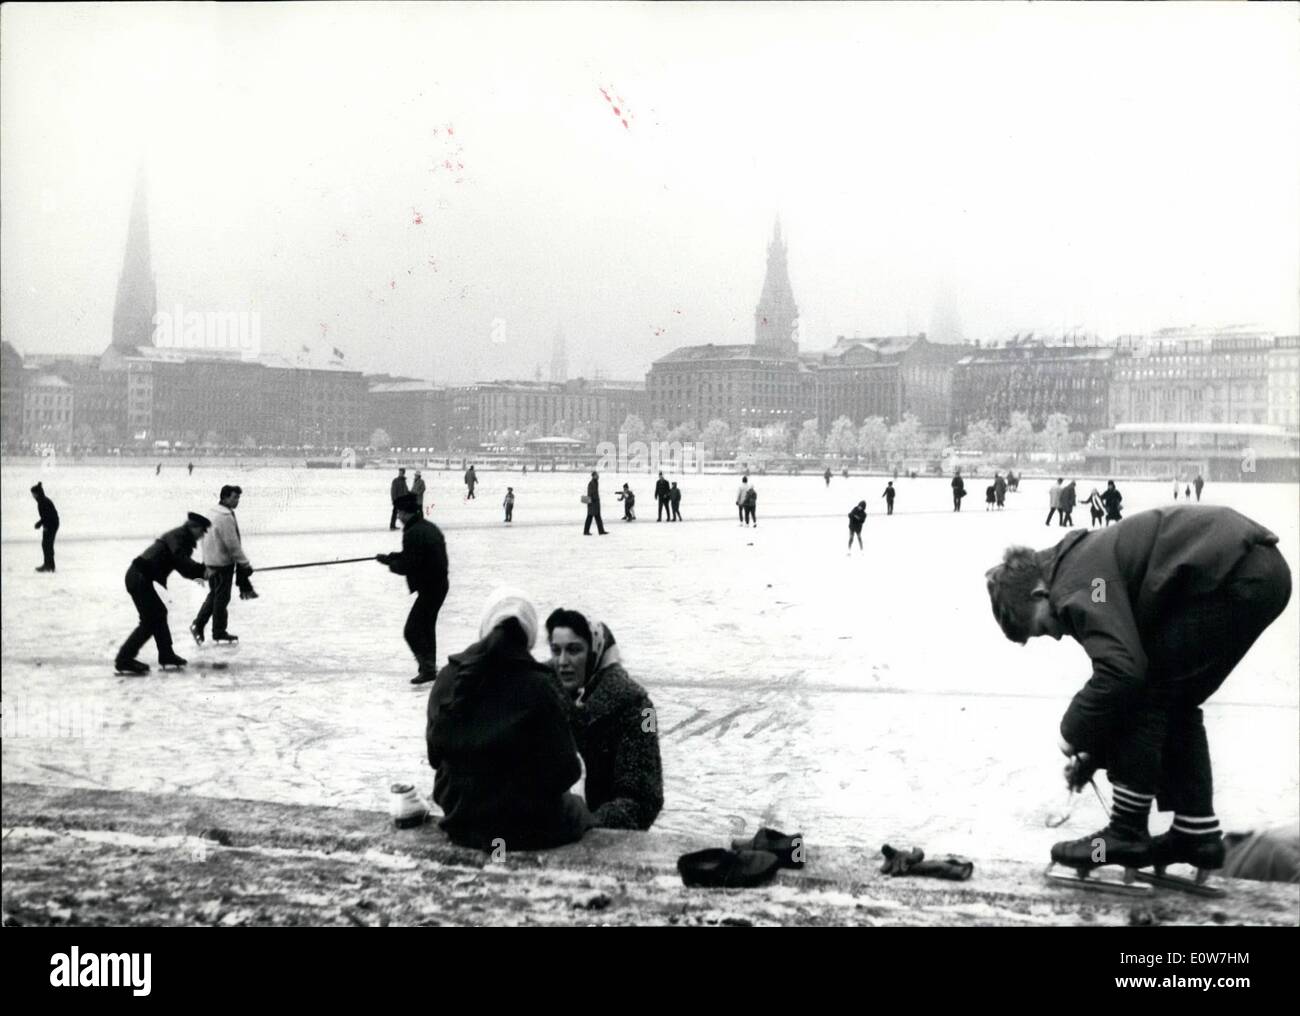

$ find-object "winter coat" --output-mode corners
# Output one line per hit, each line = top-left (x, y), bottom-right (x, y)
(464, 469), (477, 488)
(743, 486), (757, 509)
(669, 487), (681, 505)
(985, 485), (996, 504)
(563, 663), (663, 831)
(503, 492), (515, 508)
(390, 476), (409, 503)
(1101, 486), (1123, 521)
(34, 493), (59, 530)
(385, 516), (450, 597)
(200, 504), (251, 568)
(848, 505), (866, 530)
(1048, 484), (1062, 509)
(1059, 482), (1077, 512)
(427, 628), (587, 850)
(951, 476), (966, 497)
(735, 481), (751, 506)
(1038, 506), (1281, 754)
(618, 489), (635, 508)
(882, 485), (895, 502)
(994, 476), (1007, 498)
(1088, 491), (1105, 516)
(1194, 476), (1205, 494)
(587, 476), (601, 503)
(411, 477), (426, 503)
(133, 525), (205, 587)
(654, 477), (670, 500)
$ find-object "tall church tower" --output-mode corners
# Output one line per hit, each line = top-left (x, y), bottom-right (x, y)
(549, 324), (568, 383)
(754, 218), (799, 357)
(111, 168), (157, 352)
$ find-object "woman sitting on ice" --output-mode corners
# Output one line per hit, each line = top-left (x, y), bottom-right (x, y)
(545, 608), (664, 831)
(426, 588), (592, 851)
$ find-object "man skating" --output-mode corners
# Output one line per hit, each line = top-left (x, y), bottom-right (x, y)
(847, 501), (866, 553)
(31, 482), (59, 572)
(116, 512), (211, 674)
(881, 481), (895, 516)
(377, 493), (450, 685)
(618, 483), (636, 521)
(984, 505), (1291, 889)
(654, 472), (670, 521)
(390, 468), (409, 530)
(583, 471), (607, 535)
(464, 464), (478, 499)
(191, 485), (253, 646)
(669, 482), (682, 521)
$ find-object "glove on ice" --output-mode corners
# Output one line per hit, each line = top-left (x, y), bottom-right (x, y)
(879, 843), (974, 881)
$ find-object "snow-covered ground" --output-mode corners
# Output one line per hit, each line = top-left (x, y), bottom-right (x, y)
(3, 462), (1297, 862)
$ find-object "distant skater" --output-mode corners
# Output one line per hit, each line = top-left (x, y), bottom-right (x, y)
(669, 482), (682, 521)
(847, 500), (866, 552)
(1087, 487), (1105, 527)
(951, 471), (966, 512)
(156, 463), (161, 476)
(618, 483), (636, 521)
(377, 493), (450, 685)
(985, 484), (996, 510)
(1173, 480), (1180, 501)
(1045, 477), (1064, 526)
(654, 472), (670, 521)
(736, 475), (751, 524)
(115, 512), (211, 674)
(994, 472), (1007, 510)
(411, 470), (427, 518)
(191, 484), (253, 646)
(583, 471), (607, 535)
(390, 468), (409, 530)
(1101, 480), (1123, 525)
(824, 467), (832, 487)
(464, 465), (478, 500)
(1059, 480), (1077, 527)
(187, 462), (194, 476)
(31, 482), (59, 572)
(1194, 474), (1204, 502)
(743, 483), (758, 527)
(503, 487), (515, 524)
(1185, 484), (1192, 501)
(882, 481), (895, 516)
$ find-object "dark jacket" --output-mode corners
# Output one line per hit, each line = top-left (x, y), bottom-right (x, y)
(994, 476), (1007, 498)
(619, 488), (635, 508)
(1100, 486), (1123, 520)
(464, 468), (477, 488)
(669, 486), (681, 505)
(390, 476), (409, 503)
(882, 485), (895, 501)
(385, 517), (449, 596)
(133, 526), (205, 587)
(410, 477), (426, 502)
(654, 477), (670, 500)
(587, 476), (600, 503)
(1059, 482), (1077, 512)
(35, 494), (59, 529)
(848, 505), (866, 530)
(743, 486), (757, 508)
(1040, 506), (1280, 754)
(427, 627), (587, 850)
(565, 663), (663, 830)
(951, 476), (966, 496)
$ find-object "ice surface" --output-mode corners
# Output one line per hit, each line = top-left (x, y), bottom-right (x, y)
(3, 463), (1297, 861)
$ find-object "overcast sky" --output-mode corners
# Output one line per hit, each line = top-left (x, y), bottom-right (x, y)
(2, 2), (1298, 383)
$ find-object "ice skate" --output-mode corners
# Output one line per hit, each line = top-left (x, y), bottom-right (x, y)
(212, 631), (239, 644)
(1045, 825), (1153, 896)
(189, 622), (205, 646)
(158, 651), (188, 671)
(114, 658), (150, 676)
(1135, 831), (1227, 898)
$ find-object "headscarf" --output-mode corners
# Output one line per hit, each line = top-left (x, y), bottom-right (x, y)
(572, 613), (622, 706)
(478, 586), (539, 649)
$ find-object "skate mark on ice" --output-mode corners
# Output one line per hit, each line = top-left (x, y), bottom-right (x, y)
(659, 707), (709, 738)
(682, 705), (765, 740)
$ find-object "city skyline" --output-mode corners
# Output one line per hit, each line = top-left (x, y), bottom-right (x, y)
(2, 3), (1298, 385)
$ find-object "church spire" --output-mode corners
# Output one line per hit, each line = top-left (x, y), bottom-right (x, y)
(754, 217), (798, 356)
(112, 167), (157, 351)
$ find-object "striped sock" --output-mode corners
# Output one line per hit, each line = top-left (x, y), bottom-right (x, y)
(1110, 783), (1154, 836)
(1171, 813), (1221, 839)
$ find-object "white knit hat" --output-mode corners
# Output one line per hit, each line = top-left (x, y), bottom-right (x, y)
(478, 586), (539, 649)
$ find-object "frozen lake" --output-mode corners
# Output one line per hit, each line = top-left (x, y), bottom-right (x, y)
(3, 461), (1297, 862)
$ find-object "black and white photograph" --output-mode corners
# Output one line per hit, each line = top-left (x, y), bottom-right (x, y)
(1, 0), (1297, 972)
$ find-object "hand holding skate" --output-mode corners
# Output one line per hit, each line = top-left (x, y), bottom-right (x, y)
(1063, 752), (1096, 793)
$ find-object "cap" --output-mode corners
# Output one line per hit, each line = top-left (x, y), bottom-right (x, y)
(187, 512), (213, 529)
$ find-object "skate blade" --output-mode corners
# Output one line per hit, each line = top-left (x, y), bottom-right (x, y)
(1134, 870), (1227, 899)
(1045, 863), (1153, 897)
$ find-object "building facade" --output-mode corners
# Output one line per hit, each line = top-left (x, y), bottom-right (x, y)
(951, 343), (1114, 435)
(1267, 335), (1300, 431)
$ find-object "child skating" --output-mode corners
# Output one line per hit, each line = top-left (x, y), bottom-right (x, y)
(847, 501), (866, 553)
(984, 505), (1291, 896)
(503, 487), (515, 524)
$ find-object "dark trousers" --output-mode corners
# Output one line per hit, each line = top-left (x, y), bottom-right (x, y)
(743, 505), (755, 525)
(193, 565), (235, 636)
(886, 500), (894, 515)
(738, 504), (745, 522)
(466, 485), (476, 499)
(584, 501), (606, 534)
(505, 504), (513, 522)
(1107, 544), (1292, 815)
(671, 502), (681, 521)
(404, 586), (447, 680)
(40, 525), (58, 569)
(390, 504), (399, 530)
(119, 564), (174, 662)
(953, 493), (962, 511)
(1045, 508), (1059, 525)
(657, 496), (669, 521)
(1060, 509), (1073, 526)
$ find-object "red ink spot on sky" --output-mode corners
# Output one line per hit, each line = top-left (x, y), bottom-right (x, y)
(447, 126), (454, 135)
(612, 107), (620, 116)
(622, 119), (629, 129)
(412, 209), (423, 225)
(600, 88), (612, 103)
(390, 280), (397, 290)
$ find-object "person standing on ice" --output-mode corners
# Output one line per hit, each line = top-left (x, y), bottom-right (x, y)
(1059, 480), (1077, 527)
(410, 470), (427, 518)
(464, 464), (478, 500)
(503, 487), (515, 524)
(617, 483), (636, 521)
(1087, 487), (1105, 527)
(583, 471), (607, 535)
(669, 482), (682, 521)
(1101, 479), (1123, 525)
(31, 482), (59, 572)
(1045, 477), (1064, 526)
(187, 461), (194, 476)
(847, 500), (866, 552)
(1194, 474), (1204, 502)
(654, 472), (671, 521)
(115, 512), (211, 675)
(735, 475), (751, 524)
(191, 484), (252, 646)
(389, 468), (408, 530)
(823, 467), (832, 487)
(743, 483), (758, 526)
(951, 470), (966, 512)
(984, 505), (1291, 884)
(993, 472), (1007, 510)
(377, 493), (450, 685)
(881, 480), (896, 515)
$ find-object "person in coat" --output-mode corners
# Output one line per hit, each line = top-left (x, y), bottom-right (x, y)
(1087, 487), (1105, 528)
(1045, 478), (1064, 526)
(617, 483), (636, 521)
(1059, 480), (1077, 527)
(116, 512), (211, 673)
(583, 471), (607, 535)
(847, 501), (867, 551)
(378, 492), (450, 685)
(503, 487), (515, 524)
(31, 482), (59, 572)
(743, 483), (758, 526)
(951, 471), (966, 512)
(389, 468), (408, 530)
(545, 608), (663, 831)
(1101, 480), (1123, 525)
(993, 473), (1007, 510)
(984, 505), (1291, 875)
(464, 465), (478, 499)
(1194, 474), (1205, 502)
(654, 472), (671, 521)
(823, 467), (833, 487)
(669, 482), (682, 521)
(410, 470), (427, 518)
(984, 484), (996, 510)
(881, 481), (896, 516)
(191, 484), (252, 645)
(427, 589), (592, 850)
(736, 475), (751, 525)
